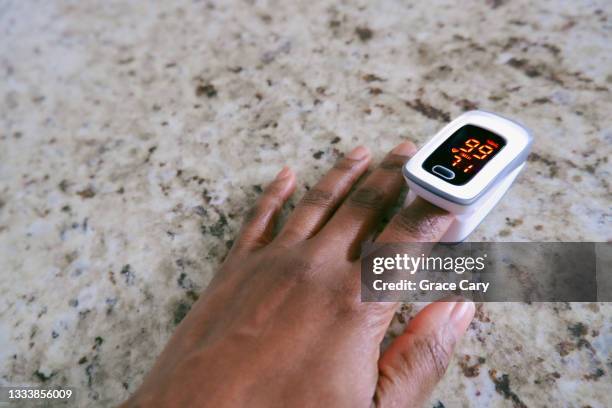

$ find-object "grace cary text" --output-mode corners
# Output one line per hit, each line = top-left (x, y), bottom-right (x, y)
(372, 279), (490, 293)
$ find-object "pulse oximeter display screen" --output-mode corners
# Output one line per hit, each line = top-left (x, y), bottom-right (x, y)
(423, 125), (506, 185)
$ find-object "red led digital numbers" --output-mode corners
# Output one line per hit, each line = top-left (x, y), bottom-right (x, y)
(451, 138), (499, 173)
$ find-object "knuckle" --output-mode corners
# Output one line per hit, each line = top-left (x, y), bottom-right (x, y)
(393, 206), (447, 240)
(300, 188), (334, 208)
(243, 205), (260, 224)
(282, 258), (315, 280)
(393, 210), (429, 236)
(244, 196), (279, 226)
(379, 153), (410, 172)
(348, 187), (384, 210)
(411, 332), (453, 381)
(275, 252), (321, 284)
(261, 192), (283, 211)
(332, 279), (363, 317)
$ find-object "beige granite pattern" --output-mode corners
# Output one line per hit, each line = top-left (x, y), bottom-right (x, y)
(0, 0), (610, 406)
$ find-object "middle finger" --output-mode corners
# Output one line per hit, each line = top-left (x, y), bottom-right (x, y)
(316, 141), (416, 259)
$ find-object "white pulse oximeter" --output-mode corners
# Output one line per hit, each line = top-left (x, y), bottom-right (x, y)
(403, 110), (533, 243)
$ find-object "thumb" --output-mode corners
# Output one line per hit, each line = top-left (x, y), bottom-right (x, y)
(375, 298), (475, 407)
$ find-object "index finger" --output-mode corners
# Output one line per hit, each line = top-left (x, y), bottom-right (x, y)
(376, 197), (454, 243)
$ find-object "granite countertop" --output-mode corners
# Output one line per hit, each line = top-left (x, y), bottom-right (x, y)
(0, 0), (610, 406)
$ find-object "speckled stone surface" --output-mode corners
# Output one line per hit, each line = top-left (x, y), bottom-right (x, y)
(0, 0), (610, 406)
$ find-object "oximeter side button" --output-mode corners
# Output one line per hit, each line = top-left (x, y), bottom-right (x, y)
(431, 165), (455, 180)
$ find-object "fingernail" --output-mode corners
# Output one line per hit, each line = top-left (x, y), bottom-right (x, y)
(391, 141), (416, 156)
(275, 166), (292, 180)
(449, 299), (475, 336)
(346, 145), (369, 160)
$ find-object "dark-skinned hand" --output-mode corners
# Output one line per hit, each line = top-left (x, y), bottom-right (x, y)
(123, 142), (475, 408)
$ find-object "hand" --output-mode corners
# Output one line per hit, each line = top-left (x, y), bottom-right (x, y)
(123, 142), (475, 408)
